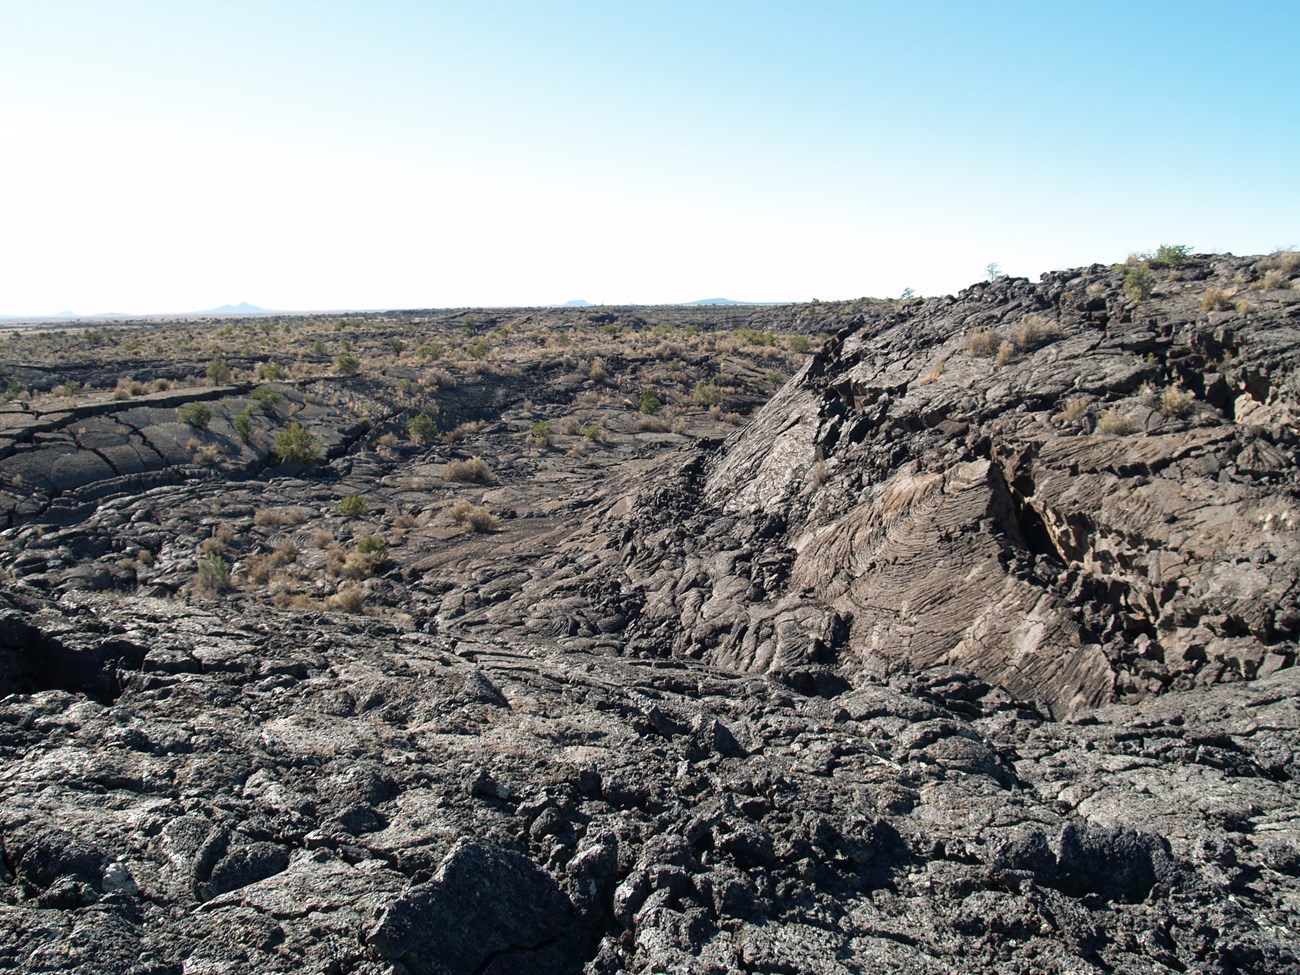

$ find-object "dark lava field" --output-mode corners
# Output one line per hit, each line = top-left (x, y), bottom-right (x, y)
(0, 251), (1298, 973)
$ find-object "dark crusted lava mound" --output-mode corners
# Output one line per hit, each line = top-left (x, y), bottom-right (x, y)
(0, 253), (1298, 974)
(600, 254), (1300, 716)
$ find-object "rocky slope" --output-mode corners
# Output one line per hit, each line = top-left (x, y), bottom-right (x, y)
(0, 253), (1298, 972)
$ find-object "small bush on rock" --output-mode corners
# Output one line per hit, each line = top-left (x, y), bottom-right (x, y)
(1124, 265), (1155, 302)
(529, 420), (553, 447)
(408, 412), (437, 444)
(1149, 244), (1191, 269)
(195, 554), (231, 593)
(273, 423), (321, 464)
(177, 402), (213, 429)
(338, 494), (369, 518)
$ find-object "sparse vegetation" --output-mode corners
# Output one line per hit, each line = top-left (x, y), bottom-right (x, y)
(1059, 396), (1091, 423)
(964, 329), (1001, 357)
(335, 352), (361, 375)
(233, 406), (254, 442)
(249, 386), (283, 411)
(639, 388), (662, 415)
(355, 534), (386, 554)
(1009, 314), (1061, 350)
(326, 584), (367, 613)
(965, 314), (1062, 364)
(253, 506), (313, 527)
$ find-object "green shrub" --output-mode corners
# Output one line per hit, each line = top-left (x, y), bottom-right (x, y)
(734, 326), (776, 347)
(338, 494), (369, 518)
(177, 401), (213, 429)
(233, 406), (253, 443)
(529, 420), (553, 446)
(355, 534), (386, 554)
(195, 554), (231, 593)
(273, 422), (321, 463)
(206, 358), (232, 385)
(1124, 265), (1155, 302)
(408, 412), (437, 444)
(691, 382), (723, 407)
(1149, 244), (1191, 269)
(310, 338), (326, 356)
(788, 335), (811, 354)
(639, 388), (662, 415)
(465, 339), (489, 360)
(335, 352), (360, 375)
(248, 386), (283, 411)
(259, 362), (283, 380)
(582, 423), (604, 441)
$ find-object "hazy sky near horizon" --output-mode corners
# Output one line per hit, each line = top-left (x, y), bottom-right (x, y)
(2, 1), (1297, 315)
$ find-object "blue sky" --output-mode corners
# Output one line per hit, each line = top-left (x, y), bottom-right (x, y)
(2, 1), (1297, 314)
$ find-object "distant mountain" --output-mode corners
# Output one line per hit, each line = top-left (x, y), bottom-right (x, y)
(686, 298), (744, 305)
(559, 299), (590, 307)
(201, 302), (268, 315)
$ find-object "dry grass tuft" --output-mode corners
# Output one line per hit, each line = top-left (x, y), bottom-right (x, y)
(1201, 286), (1236, 311)
(964, 328), (1001, 357)
(1059, 397), (1091, 423)
(1096, 408), (1139, 435)
(444, 457), (493, 483)
(327, 584), (367, 613)
(449, 500), (499, 532)
(1158, 387), (1195, 418)
(254, 505), (313, 527)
